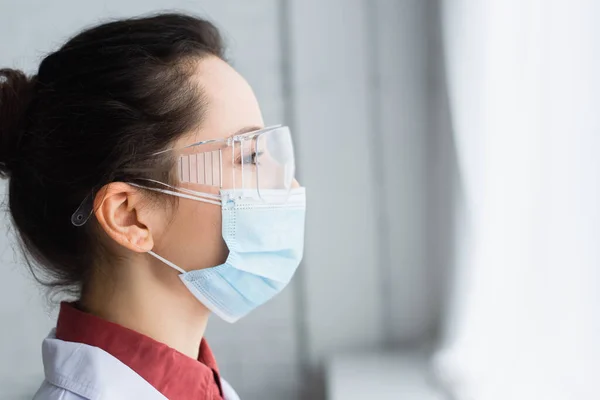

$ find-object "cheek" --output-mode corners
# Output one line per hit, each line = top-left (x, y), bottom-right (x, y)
(160, 199), (228, 270)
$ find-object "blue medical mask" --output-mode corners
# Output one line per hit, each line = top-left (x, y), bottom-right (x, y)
(147, 187), (306, 323)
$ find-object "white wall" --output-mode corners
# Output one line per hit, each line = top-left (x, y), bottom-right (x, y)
(0, 1), (439, 399)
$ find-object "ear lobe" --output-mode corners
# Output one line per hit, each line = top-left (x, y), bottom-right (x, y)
(94, 182), (155, 253)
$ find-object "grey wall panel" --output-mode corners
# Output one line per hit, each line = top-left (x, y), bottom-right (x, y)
(370, 0), (432, 344)
(288, 0), (385, 365)
(424, 0), (461, 342)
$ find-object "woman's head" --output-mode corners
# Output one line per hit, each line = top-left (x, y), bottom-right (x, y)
(0, 13), (265, 296)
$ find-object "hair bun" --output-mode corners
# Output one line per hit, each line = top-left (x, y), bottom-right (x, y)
(0, 68), (35, 178)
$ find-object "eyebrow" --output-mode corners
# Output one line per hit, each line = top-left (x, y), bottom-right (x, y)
(231, 125), (264, 137)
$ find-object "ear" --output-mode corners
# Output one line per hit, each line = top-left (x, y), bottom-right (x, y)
(94, 182), (155, 253)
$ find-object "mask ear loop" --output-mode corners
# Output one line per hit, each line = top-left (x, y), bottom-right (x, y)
(147, 250), (186, 274)
(135, 180), (216, 274)
(130, 180), (222, 206)
(127, 236), (186, 275)
(71, 178), (223, 227)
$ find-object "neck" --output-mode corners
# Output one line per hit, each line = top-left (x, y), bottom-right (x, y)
(80, 254), (210, 360)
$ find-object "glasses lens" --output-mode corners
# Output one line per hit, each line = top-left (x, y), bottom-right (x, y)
(255, 126), (295, 199)
(174, 126), (295, 201)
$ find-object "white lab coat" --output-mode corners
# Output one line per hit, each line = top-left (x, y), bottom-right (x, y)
(33, 330), (240, 400)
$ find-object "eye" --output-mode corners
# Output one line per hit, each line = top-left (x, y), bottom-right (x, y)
(239, 151), (263, 165)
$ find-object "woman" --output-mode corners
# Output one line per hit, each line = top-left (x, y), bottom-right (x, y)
(0, 13), (306, 400)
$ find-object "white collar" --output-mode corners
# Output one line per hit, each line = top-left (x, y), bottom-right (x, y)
(41, 330), (167, 400)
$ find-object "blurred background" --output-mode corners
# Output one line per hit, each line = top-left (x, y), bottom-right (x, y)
(0, 0), (598, 399)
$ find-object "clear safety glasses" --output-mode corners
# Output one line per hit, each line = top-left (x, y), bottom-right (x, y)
(172, 125), (295, 197)
(71, 125), (296, 226)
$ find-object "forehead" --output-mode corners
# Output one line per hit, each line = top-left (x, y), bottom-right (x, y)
(179, 56), (264, 146)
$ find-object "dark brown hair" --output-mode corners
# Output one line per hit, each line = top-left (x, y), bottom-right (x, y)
(0, 13), (224, 294)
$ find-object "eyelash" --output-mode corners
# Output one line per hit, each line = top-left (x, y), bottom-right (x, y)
(237, 151), (263, 165)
